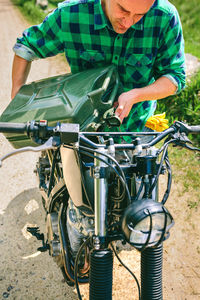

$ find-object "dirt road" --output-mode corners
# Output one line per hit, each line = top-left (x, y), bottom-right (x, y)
(0, 0), (76, 299)
(0, 0), (200, 299)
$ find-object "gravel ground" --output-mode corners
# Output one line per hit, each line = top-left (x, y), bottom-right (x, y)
(0, 0), (200, 299)
(0, 0), (75, 299)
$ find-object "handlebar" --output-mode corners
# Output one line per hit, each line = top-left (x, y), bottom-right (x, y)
(0, 120), (200, 149)
(189, 126), (200, 133)
(173, 121), (200, 135)
(0, 122), (28, 134)
(0, 120), (199, 168)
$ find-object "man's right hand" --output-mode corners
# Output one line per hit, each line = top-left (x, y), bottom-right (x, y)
(11, 54), (31, 99)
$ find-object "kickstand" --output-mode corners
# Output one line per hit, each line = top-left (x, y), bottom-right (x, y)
(27, 227), (50, 252)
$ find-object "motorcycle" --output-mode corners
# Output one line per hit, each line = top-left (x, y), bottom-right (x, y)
(0, 66), (200, 300)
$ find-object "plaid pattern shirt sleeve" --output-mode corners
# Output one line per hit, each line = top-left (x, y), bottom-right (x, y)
(152, 8), (185, 93)
(14, 7), (64, 60)
(13, 0), (186, 133)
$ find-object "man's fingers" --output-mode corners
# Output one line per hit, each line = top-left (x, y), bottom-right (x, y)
(114, 90), (135, 123)
(115, 105), (127, 123)
(115, 105), (124, 116)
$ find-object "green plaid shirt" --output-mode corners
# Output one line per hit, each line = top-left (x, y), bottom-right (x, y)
(13, 0), (185, 132)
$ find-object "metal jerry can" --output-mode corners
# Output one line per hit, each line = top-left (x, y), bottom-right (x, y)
(0, 65), (119, 148)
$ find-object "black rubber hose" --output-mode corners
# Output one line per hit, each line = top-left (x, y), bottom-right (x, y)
(141, 244), (163, 300)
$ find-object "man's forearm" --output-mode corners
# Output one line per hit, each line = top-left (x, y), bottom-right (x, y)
(131, 76), (177, 102)
(11, 54), (31, 99)
(115, 76), (177, 122)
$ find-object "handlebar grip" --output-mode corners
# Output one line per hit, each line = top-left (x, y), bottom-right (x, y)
(188, 125), (200, 134)
(0, 122), (28, 134)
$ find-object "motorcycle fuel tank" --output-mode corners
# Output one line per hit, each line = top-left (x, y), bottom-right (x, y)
(0, 65), (119, 148)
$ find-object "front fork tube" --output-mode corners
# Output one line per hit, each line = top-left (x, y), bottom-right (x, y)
(89, 148), (113, 300)
(94, 149), (108, 240)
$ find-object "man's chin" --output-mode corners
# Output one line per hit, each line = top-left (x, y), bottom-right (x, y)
(113, 23), (128, 34)
(114, 27), (128, 34)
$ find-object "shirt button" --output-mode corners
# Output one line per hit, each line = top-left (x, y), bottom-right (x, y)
(117, 35), (120, 40)
(114, 56), (118, 60)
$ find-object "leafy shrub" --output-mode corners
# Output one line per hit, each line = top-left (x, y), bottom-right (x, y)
(15, 0), (27, 6)
(23, 1), (46, 22)
(173, 0), (200, 58)
(12, 0), (47, 23)
(48, 0), (60, 5)
(156, 71), (200, 145)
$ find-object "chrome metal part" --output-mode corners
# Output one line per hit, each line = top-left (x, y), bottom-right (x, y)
(0, 137), (58, 167)
(67, 199), (94, 258)
(93, 236), (101, 250)
(94, 148), (108, 237)
(46, 212), (63, 266)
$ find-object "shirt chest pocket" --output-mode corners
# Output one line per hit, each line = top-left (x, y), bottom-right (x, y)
(126, 54), (153, 84)
(80, 50), (105, 69)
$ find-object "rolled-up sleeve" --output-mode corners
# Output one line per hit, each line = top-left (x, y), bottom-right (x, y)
(13, 7), (64, 61)
(154, 10), (186, 93)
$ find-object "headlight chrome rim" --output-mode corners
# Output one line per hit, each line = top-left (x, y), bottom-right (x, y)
(122, 199), (174, 251)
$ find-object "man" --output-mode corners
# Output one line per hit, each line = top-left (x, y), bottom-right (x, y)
(12, 0), (185, 132)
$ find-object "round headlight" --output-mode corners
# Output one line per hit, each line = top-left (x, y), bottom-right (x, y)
(122, 199), (174, 251)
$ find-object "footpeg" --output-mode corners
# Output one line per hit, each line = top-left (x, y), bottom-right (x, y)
(27, 227), (50, 252)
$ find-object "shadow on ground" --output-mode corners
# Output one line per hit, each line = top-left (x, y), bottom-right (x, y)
(0, 188), (76, 300)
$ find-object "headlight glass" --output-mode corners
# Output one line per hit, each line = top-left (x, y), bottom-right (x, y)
(127, 211), (173, 248)
(133, 213), (172, 231)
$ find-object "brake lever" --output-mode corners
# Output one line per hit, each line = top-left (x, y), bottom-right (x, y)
(171, 132), (193, 147)
(181, 144), (200, 152)
(0, 136), (60, 167)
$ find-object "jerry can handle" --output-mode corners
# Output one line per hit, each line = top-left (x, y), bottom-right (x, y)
(87, 65), (119, 106)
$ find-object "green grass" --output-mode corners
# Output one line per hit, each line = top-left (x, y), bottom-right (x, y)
(172, 0), (200, 58)
(167, 145), (200, 208)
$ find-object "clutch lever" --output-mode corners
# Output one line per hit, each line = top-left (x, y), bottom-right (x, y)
(0, 136), (60, 167)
